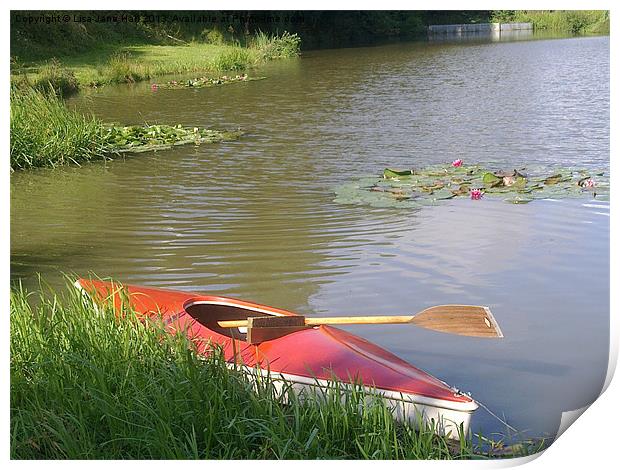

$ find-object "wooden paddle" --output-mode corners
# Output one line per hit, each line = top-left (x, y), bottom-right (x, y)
(218, 305), (503, 344)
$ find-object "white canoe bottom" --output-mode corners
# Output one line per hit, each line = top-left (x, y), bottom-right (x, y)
(231, 364), (478, 439)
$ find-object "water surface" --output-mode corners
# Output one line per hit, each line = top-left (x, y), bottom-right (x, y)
(11, 35), (610, 441)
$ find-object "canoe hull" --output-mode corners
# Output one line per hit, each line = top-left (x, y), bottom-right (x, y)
(236, 365), (475, 438)
(75, 279), (478, 438)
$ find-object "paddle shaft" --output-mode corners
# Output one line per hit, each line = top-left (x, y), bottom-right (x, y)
(218, 315), (414, 328)
(216, 305), (503, 340)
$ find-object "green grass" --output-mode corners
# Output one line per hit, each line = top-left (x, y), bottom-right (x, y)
(491, 10), (609, 34)
(10, 279), (486, 459)
(10, 87), (108, 170)
(13, 32), (301, 91)
(20, 58), (80, 96)
(250, 30), (302, 61)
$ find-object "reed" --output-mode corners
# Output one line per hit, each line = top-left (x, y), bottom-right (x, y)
(209, 47), (256, 72)
(98, 52), (154, 84)
(10, 279), (487, 460)
(251, 31), (302, 61)
(10, 87), (108, 170)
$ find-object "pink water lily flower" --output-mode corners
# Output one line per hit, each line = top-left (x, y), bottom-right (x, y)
(470, 189), (483, 200)
(150, 83), (158, 91)
(452, 159), (463, 167)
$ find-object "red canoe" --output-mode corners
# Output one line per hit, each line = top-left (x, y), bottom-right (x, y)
(76, 279), (478, 437)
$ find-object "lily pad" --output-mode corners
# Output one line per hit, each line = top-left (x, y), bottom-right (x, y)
(544, 174), (563, 185)
(334, 163), (609, 209)
(432, 188), (456, 200)
(504, 196), (533, 204)
(155, 75), (266, 89)
(103, 124), (243, 154)
(384, 168), (414, 179)
(482, 172), (502, 186)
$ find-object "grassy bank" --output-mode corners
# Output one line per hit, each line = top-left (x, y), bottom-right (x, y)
(12, 32), (300, 92)
(491, 10), (609, 34)
(10, 87), (242, 171)
(10, 87), (109, 170)
(11, 280), (482, 459)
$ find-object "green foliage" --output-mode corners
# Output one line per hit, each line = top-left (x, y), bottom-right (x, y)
(210, 47), (254, 71)
(10, 86), (243, 170)
(490, 10), (609, 34)
(10, 280), (482, 459)
(103, 124), (243, 153)
(251, 31), (301, 61)
(201, 28), (226, 45)
(10, 87), (108, 170)
(31, 58), (80, 96)
(101, 52), (152, 84)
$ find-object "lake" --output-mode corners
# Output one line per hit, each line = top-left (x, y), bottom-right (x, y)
(10, 34), (610, 441)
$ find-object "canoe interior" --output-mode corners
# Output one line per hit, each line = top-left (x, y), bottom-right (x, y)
(185, 302), (275, 341)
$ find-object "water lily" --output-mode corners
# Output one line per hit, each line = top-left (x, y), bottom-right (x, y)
(470, 189), (483, 200)
(452, 159), (463, 167)
(150, 83), (158, 91)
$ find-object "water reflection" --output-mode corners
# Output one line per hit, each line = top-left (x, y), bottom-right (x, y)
(428, 29), (534, 44)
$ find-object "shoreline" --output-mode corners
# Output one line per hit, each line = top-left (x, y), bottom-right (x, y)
(11, 32), (300, 94)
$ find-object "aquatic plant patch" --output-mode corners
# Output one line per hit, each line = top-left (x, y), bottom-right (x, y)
(104, 124), (244, 153)
(153, 74), (266, 89)
(11, 86), (245, 170)
(334, 164), (609, 208)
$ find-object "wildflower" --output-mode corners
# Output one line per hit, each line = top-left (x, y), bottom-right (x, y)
(452, 159), (463, 167)
(470, 189), (483, 200)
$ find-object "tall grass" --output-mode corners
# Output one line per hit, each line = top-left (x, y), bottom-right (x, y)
(251, 31), (302, 61)
(11, 280), (480, 459)
(30, 58), (80, 96)
(492, 10), (610, 34)
(99, 52), (153, 84)
(10, 87), (109, 170)
(210, 47), (255, 72)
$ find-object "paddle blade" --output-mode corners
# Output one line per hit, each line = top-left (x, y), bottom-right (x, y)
(411, 305), (503, 338)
